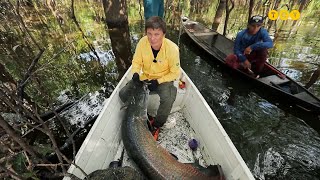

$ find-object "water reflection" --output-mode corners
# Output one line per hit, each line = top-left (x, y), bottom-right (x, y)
(177, 32), (320, 179)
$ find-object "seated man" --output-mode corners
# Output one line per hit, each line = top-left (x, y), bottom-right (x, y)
(226, 15), (273, 77)
(119, 16), (180, 138)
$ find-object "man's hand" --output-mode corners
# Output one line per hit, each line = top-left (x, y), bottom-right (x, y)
(242, 60), (251, 70)
(244, 46), (252, 55)
(148, 80), (159, 91)
(132, 73), (141, 85)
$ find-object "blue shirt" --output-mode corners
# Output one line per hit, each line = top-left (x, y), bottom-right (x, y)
(234, 28), (273, 62)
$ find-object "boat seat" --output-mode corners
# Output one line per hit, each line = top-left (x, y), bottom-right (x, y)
(293, 92), (319, 104)
(258, 75), (290, 85)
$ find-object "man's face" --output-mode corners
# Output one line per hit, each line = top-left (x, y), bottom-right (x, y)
(248, 24), (262, 35)
(146, 28), (164, 49)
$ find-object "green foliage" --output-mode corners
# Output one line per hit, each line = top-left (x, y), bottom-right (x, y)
(36, 143), (53, 156)
(12, 152), (26, 173)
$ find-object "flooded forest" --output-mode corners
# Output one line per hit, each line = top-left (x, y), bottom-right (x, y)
(0, 0), (320, 179)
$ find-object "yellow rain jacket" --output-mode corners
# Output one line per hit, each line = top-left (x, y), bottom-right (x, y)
(131, 36), (181, 84)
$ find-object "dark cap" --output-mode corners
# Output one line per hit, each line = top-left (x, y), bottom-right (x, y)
(249, 15), (264, 25)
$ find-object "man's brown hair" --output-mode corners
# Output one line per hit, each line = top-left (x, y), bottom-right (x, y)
(145, 16), (166, 34)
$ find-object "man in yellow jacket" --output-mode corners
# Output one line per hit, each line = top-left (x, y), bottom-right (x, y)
(119, 16), (180, 134)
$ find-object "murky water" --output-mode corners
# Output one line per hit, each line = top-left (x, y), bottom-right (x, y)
(177, 34), (320, 179)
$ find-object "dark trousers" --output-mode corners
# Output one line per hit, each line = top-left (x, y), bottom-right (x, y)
(143, 0), (164, 20)
(119, 80), (177, 128)
(225, 48), (268, 74)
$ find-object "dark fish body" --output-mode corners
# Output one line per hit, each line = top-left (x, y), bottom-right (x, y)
(122, 84), (222, 180)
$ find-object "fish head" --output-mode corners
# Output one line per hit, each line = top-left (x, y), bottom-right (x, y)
(127, 82), (150, 117)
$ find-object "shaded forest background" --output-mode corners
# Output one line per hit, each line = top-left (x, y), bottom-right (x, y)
(0, 0), (319, 179)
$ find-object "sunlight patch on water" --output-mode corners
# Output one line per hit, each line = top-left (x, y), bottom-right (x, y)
(59, 91), (108, 127)
(280, 68), (303, 81)
(78, 49), (115, 65)
(253, 148), (291, 180)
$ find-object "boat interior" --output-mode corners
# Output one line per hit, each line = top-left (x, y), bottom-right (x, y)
(65, 68), (253, 179)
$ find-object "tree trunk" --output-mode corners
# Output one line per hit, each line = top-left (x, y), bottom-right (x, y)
(291, 0), (308, 27)
(305, 66), (320, 89)
(212, 0), (226, 31)
(223, 0), (235, 36)
(102, 0), (133, 79)
(248, 0), (254, 23)
(267, 0), (282, 31)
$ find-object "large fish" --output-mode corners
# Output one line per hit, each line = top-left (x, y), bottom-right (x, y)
(122, 82), (224, 180)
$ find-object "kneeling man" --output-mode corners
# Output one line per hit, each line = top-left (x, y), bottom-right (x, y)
(119, 16), (180, 138)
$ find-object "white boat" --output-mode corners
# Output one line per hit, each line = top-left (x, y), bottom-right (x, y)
(64, 67), (254, 180)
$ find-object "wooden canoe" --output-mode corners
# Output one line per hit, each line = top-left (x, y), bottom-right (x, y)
(63, 67), (254, 179)
(182, 18), (320, 114)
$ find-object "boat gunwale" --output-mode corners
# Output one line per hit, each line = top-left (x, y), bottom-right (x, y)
(64, 67), (133, 178)
(65, 67), (255, 179)
(179, 69), (255, 179)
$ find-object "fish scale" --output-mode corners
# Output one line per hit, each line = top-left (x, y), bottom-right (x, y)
(122, 84), (222, 180)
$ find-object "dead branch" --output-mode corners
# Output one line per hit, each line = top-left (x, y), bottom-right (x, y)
(53, 110), (76, 159)
(23, 151), (33, 170)
(0, 85), (69, 174)
(40, 172), (73, 179)
(0, 84), (85, 177)
(18, 49), (45, 100)
(0, 152), (19, 164)
(19, 49), (45, 88)
(35, 163), (70, 167)
(0, 140), (15, 154)
(33, 112), (67, 174)
(0, 173), (9, 179)
(0, 163), (23, 180)
(60, 115), (97, 152)
(0, 86), (46, 135)
(0, 115), (40, 160)
(19, 102), (75, 138)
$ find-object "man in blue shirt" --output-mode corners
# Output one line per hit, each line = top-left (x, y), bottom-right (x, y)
(226, 15), (273, 76)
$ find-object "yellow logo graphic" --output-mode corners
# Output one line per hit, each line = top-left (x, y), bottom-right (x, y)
(268, 10), (279, 20)
(268, 10), (300, 20)
(290, 10), (300, 20)
(279, 9), (290, 20)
